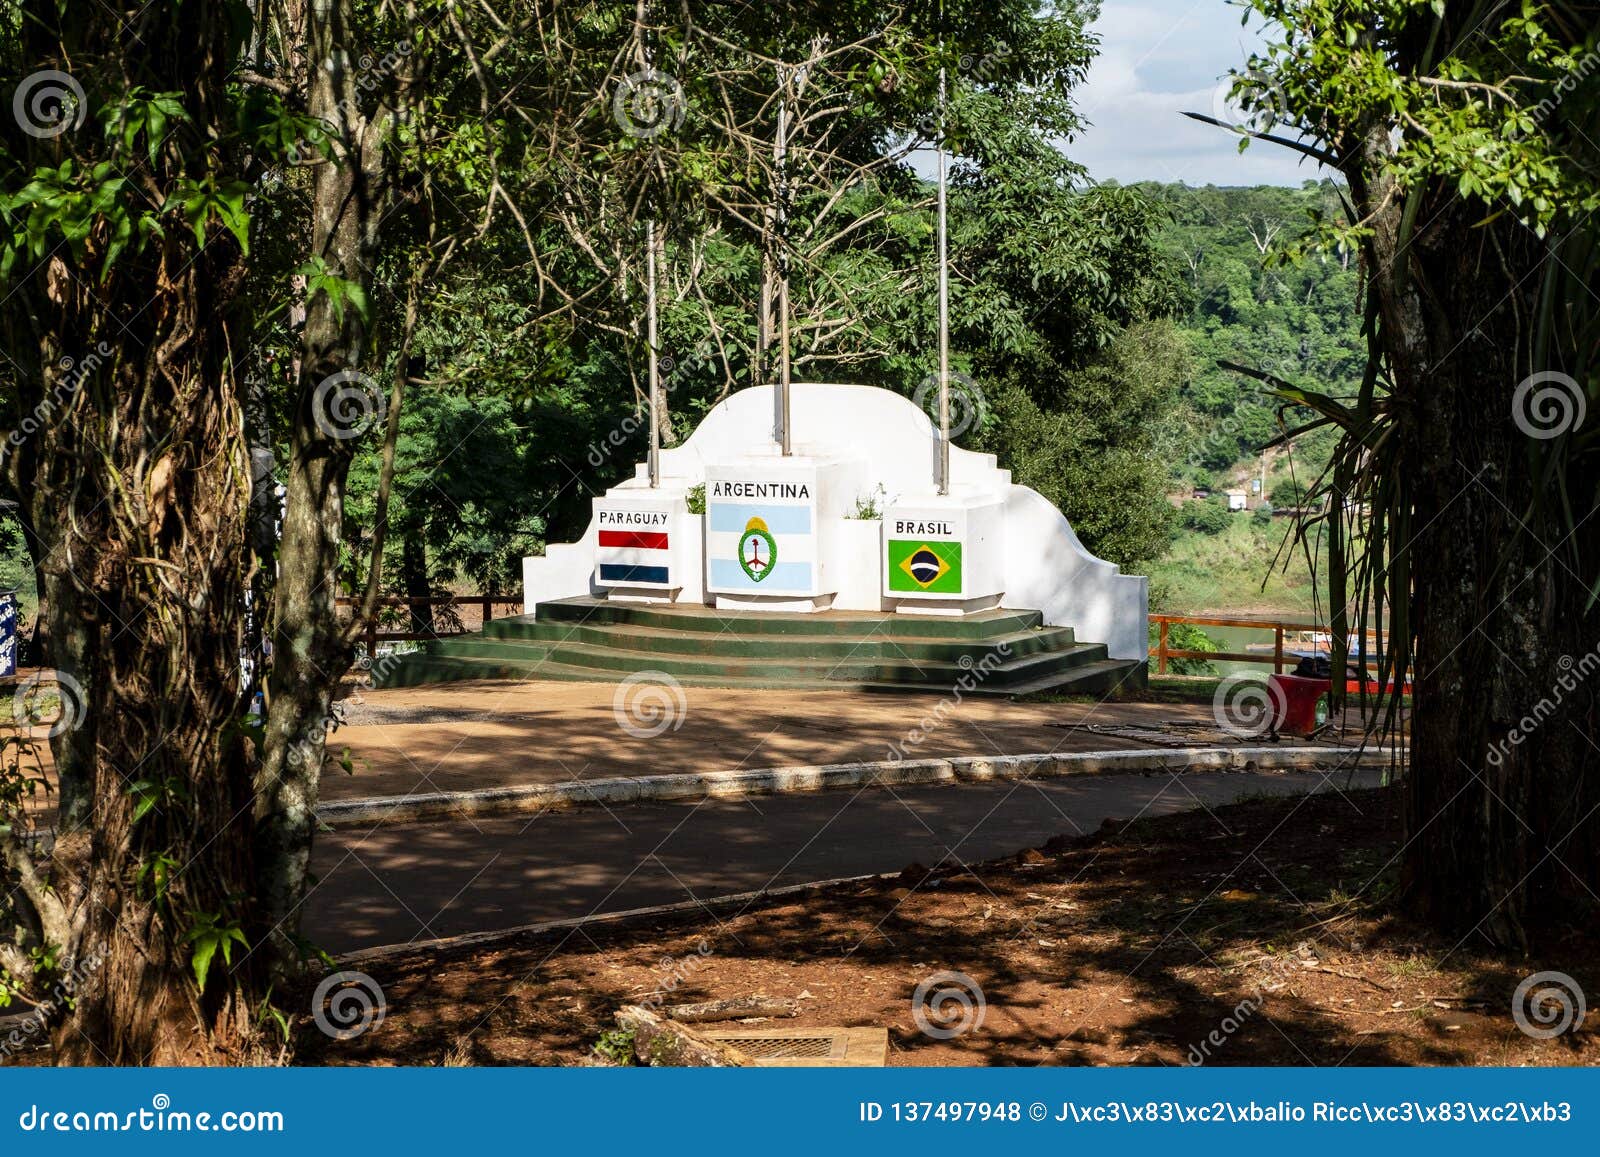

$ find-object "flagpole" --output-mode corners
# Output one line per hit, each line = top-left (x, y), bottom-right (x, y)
(642, 8), (662, 488)
(646, 216), (661, 487)
(935, 46), (951, 495)
(774, 62), (792, 457)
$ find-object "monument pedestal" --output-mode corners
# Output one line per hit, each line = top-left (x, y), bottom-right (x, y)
(522, 382), (1148, 664)
(882, 491), (1006, 616)
(705, 447), (865, 613)
(591, 483), (697, 605)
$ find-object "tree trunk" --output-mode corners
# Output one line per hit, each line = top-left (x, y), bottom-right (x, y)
(37, 256), (261, 1069)
(1354, 149), (1599, 946)
(401, 532), (434, 636)
(0, 0), (271, 1065)
(253, 0), (404, 975)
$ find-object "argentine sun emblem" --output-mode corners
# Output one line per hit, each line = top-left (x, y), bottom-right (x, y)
(738, 516), (778, 582)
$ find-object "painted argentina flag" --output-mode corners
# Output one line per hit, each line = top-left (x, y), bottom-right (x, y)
(706, 477), (817, 595)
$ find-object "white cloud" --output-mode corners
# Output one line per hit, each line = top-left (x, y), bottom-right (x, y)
(1067, 0), (1325, 187)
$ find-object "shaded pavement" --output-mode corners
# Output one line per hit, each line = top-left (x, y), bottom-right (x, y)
(304, 765), (1384, 954)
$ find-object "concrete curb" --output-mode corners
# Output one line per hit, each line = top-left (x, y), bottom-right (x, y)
(318, 744), (1401, 829)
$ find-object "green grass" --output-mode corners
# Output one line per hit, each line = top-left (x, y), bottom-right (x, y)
(1149, 515), (1327, 616)
(1019, 673), (1236, 705)
(1147, 673), (1228, 699)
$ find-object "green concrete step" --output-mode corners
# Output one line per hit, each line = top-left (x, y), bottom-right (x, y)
(518, 597), (1044, 639)
(399, 633), (1108, 687)
(375, 595), (1143, 696)
(999, 658), (1146, 698)
(461, 620), (1076, 662)
(377, 649), (1141, 697)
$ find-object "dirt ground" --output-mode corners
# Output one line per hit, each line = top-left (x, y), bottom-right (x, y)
(304, 785), (1596, 1068)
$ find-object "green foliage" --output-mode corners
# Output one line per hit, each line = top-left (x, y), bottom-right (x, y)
(182, 911), (248, 994)
(0, 943), (62, 1011)
(0, 159), (140, 279)
(592, 1027), (637, 1066)
(1180, 498), (1233, 536)
(135, 853), (181, 908)
(974, 319), (1186, 569)
(0, 512), (33, 607)
(685, 484), (706, 516)
(255, 989), (292, 1044)
(297, 255), (371, 326)
(1269, 479), (1307, 507)
(1138, 181), (1362, 479)
(342, 383), (547, 595)
(849, 486), (886, 520)
(103, 88), (189, 166)
(1152, 497), (1330, 617)
(1151, 620), (1221, 676)
(1241, 0), (1600, 238)
(0, 68), (310, 284)
(126, 775), (188, 825)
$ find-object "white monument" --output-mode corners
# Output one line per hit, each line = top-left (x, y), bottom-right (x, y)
(525, 63), (1145, 663)
(522, 381), (1148, 662)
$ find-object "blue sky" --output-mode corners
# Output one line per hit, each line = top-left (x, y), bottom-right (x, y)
(1067, 0), (1322, 186)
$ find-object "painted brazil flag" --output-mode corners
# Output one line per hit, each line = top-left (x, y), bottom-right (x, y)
(888, 539), (963, 594)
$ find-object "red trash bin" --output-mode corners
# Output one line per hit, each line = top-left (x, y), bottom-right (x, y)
(1268, 672), (1328, 737)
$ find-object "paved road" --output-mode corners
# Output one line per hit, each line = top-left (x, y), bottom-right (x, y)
(304, 767), (1382, 954)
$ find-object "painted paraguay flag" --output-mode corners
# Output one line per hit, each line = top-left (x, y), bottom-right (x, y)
(596, 505), (673, 587)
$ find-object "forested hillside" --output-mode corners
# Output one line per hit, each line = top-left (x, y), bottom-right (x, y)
(1148, 179), (1359, 487)
(1136, 180), (1362, 617)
